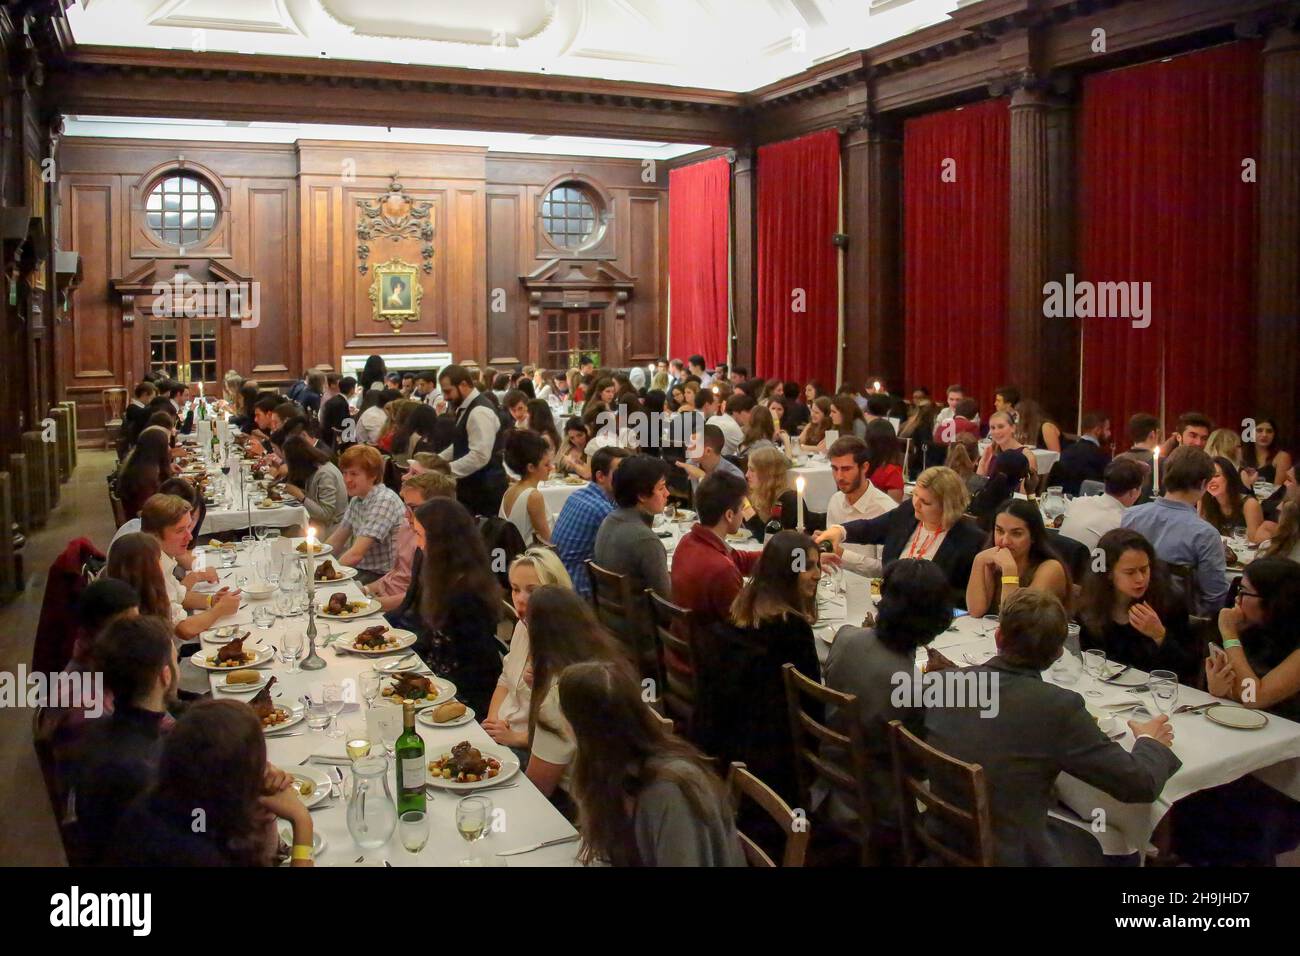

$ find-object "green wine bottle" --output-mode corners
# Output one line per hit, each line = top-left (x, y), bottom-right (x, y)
(395, 701), (426, 815)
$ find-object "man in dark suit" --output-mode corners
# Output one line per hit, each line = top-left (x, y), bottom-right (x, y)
(923, 589), (1181, 865)
(1054, 410), (1112, 495)
(319, 375), (355, 449)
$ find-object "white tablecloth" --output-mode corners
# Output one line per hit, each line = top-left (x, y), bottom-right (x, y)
(790, 460), (835, 513)
(198, 538), (579, 866)
(538, 478), (589, 517)
(977, 440), (1059, 475)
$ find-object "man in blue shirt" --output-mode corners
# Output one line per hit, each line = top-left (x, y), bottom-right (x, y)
(552, 446), (631, 597)
(1121, 445), (1228, 615)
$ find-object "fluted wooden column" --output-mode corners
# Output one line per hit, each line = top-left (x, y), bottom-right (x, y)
(1257, 24), (1300, 440)
(731, 149), (758, 372)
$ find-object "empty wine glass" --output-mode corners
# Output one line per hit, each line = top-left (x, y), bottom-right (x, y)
(455, 796), (493, 865)
(264, 528), (282, 545)
(324, 681), (346, 738)
(359, 669), (382, 711)
(1150, 670), (1179, 716)
(1083, 649), (1108, 698)
(254, 524), (269, 542)
(281, 624), (304, 673)
(375, 704), (402, 758)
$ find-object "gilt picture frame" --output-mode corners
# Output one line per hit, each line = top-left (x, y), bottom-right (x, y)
(369, 258), (422, 331)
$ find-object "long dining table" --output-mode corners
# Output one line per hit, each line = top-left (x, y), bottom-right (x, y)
(192, 536), (580, 867)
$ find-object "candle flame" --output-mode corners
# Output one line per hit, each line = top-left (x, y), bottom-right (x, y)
(796, 476), (806, 492)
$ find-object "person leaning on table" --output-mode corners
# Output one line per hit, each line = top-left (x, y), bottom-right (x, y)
(815, 465), (983, 609)
(923, 589), (1182, 866)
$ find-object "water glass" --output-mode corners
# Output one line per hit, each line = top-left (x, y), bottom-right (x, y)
(240, 534), (257, 551)
(1150, 670), (1179, 715)
(306, 691), (332, 732)
(400, 810), (430, 854)
(324, 681), (346, 739)
(373, 703), (402, 757)
(273, 590), (294, 618)
(1083, 649), (1108, 698)
(1049, 646), (1081, 686)
(281, 625), (304, 673)
(252, 605), (275, 630)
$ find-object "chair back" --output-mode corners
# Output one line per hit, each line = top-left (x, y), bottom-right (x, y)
(108, 486), (127, 530)
(1047, 529), (1092, 584)
(648, 590), (698, 735)
(32, 707), (81, 864)
(101, 387), (128, 452)
(586, 559), (660, 681)
(1164, 560), (1195, 607)
(781, 663), (875, 864)
(1079, 479), (1105, 497)
(888, 719), (995, 866)
(727, 761), (810, 868)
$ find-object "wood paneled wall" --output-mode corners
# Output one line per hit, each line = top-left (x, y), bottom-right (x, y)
(55, 139), (668, 438)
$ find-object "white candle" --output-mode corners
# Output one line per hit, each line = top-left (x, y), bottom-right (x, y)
(1152, 446), (1161, 495)
(796, 476), (806, 533)
(306, 526), (316, 596)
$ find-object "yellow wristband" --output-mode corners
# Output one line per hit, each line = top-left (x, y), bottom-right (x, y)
(1001, 576), (1020, 586)
(207, 593), (215, 608)
(291, 844), (313, 861)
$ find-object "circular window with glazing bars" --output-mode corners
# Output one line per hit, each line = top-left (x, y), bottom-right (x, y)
(541, 182), (603, 251)
(145, 173), (219, 248)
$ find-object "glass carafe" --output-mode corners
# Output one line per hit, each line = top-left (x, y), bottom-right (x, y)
(1041, 486), (1067, 525)
(346, 756), (398, 850)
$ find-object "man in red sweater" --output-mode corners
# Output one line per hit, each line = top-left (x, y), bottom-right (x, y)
(671, 472), (761, 625)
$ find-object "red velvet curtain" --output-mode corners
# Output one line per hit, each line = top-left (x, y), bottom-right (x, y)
(668, 156), (730, 365)
(903, 98), (1010, 413)
(1079, 42), (1260, 441)
(756, 129), (840, 387)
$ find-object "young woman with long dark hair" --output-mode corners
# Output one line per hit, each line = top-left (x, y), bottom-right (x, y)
(966, 498), (1070, 617)
(116, 426), (175, 520)
(280, 435), (347, 538)
(1200, 456), (1263, 541)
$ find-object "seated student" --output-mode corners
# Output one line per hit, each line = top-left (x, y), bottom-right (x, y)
(864, 419), (906, 502)
(1016, 398), (1063, 453)
(1175, 559), (1300, 865)
(976, 410), (1035, 490)
(933, 396), (981, 446)
(738, 404), (791, 457)
(1242, 416), (1293, 487)
(1121, 446), (1228, 616)
(1055, 411), (1112, 495)
(825, 435), (899, 576)
(559, 659), (745, 867)
(412, 498), (503, 716)
(670, 472), (762, 626)
(822, 559), (953, 859)
(741, 447), (799, 542)
(1200, 456), (1264, 542)
(362, 471), (456, 612)
(1158, 410), (1213, 458)
(116, 426), (175, 521)
(139, 495), (242, 633)
(279, 435), (347, 539)
(523, 586), (637, 813)
(70, 616), (180, 864)
(552, 446), (630, 598)
(1259, 484), (1300, 562)
(1114, 412), (1161, 498)
(799, 396), (834, 451)
(107, 699), (314, 867)
(483, 550), (574, 759)
(499, 429), (553, 547)
(674, 423), (744, 494)
(925, 589), (1181, 866)
(326, 444), (406, 584)
(555, 419), (592, 481)
(1057, 458), (1145, 552)
(829, 394), (867, 442)
(695, 531), (822, 806)
(966, 499), (1071, 617)
(816, 466), (984, 609)
(1077, 528), (1200, 685)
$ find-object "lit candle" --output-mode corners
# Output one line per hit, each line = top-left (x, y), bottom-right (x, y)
(796, 476), (806, 533)
(306, 526), (316, 597)
(1151, 446), (1161, 496)
(872, 380), (882, 392)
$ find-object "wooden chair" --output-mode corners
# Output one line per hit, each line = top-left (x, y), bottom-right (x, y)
(32, 708), (80, 865)
(781, 663), (876, 865)
(728, 761), (810, 868)
(888, 719), (995, 866)
(497, 598), (518, 655)
(108, 486), (127, 530)
(648, 590), (698, 736)
(101, 387), (127, 451)
(586, 560), (661, 684)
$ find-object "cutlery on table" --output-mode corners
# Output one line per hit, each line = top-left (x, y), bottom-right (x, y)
(1173, 701), (1217, 715)
(1101, 665), (1132, 683)
(265, 730), (305, 739)
(496, 834), (581, 857)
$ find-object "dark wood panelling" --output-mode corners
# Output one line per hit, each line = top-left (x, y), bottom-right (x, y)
(486, 189), (524, 364)
(627, 194), (663, 362)
(247, 185), (295, 376)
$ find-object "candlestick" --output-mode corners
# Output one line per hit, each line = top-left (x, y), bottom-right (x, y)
(1152, 446), (1161, 496)
(300, 526), (326, 670)
(796, 476), (806, 533)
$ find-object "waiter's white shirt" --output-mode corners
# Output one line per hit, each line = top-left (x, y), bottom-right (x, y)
(439, 388), (500, 478)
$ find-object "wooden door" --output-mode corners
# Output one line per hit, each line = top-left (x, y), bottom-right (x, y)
(542, 308), (604, 369)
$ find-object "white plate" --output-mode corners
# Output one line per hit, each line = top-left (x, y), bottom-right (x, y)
(263, 704), (305, 734)
(190, 644), (275, 671)
(381, 674), (456, 710)
(255, 500), (288, 511)
(1101, 665), (1148, 687)
(318, 597), (384, 620)
(339, 628), (417, 655)
(1204, 704), (1268, 730)
(200, 625), (245, 644)
(376, 655), (421, 672)
(276, 822), (326, 862)
(726, 529), (753, 543)
(417, 704), (476, 729)
(215, 676), (270, 695)
(313, 563), (359, 584)
(425, 742), (520, 791)
(289, 767), (331, 808)
(289, 541), (333, 557)
(243, 583), (276, 600)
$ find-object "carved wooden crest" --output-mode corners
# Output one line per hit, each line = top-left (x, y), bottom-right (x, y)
(356, 175), (434, 275)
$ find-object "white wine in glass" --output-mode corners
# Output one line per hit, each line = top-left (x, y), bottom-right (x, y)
(456, 796), (492, 865)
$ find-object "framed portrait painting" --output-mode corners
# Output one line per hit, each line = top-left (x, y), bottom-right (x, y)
(369, 258), (423, 330)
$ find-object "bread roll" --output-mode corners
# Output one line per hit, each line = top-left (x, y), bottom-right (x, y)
(225, 669), (261, 685)
(433, 701), (467, 723)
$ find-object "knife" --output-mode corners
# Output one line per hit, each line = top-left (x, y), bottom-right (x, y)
(307, 754), (353, 765)
(495, 833), (581, 857)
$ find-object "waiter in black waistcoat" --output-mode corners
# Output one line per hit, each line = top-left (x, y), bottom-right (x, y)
(437, 364), (507, 518)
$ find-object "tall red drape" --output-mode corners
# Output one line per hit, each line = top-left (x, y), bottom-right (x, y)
(1079, 42), (1260, 442)
(756, 129), (840, 387)
(668, 156), (730, 365)
(903, 98), (1010, 413)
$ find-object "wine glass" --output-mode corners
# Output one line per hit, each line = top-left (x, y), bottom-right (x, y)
(1083, 649), (1108, 698)
(323, 681), (345, 738)
(400, 810), (430, 855)
(273, 590), (294, 619)
(1150, 670), (1179, 716)
(455, 796), (492, 865)
(281, 624), (304, 673)
(376, 704), (402, 758)
(264, 528), (282, 545)
(254, 524), (269, 543)
(359, 669), (382, 711)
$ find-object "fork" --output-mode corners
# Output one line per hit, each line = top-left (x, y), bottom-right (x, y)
(327, 765), (344, 799)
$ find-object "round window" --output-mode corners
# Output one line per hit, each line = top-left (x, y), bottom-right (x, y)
(541, 182), (602, 251)
(145, 173), (219, 247)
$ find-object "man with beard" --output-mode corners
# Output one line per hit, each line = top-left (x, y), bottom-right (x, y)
(438, 363), (507, 517)
(825, 435), (898, 576)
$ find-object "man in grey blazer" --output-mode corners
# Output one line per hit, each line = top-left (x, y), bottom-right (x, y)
(923, 589), (1182, 866)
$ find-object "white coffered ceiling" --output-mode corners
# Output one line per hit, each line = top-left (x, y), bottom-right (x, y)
(67, 0), (965, 92)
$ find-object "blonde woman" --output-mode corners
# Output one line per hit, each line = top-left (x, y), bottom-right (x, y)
(482, 548), (574, 756)
(221, 371), (243, 408)
(1205, 428), (1244, 469)
(742, 447), (798, 541)
(817, 465), (985, 608)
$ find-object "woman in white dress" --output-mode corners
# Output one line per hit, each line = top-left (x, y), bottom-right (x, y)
(499, 429), (554, 546)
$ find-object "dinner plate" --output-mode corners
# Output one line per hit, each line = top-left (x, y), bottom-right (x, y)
(254, 500), (288, 511)
(1101, 666), (1148, 688)
(1204, 704), (1268, 730)
(290, 541), (333, 557)
(726, 529), (753, 543)
(215, 676), (271, 695)
(263, 704), (305, 734)
(276, 823), (326, 863)
(313, 563), (359, 584)
(417, 704), (476, 729)
(376, 654), (421, 672)
(190, 644), (275, 671)
(318, 597), (384, 620)
(200, 625), (245, 644)
(289, 767), (331, 809)
(425, 743), (520, 791)
(381, 674), (456, 710)
(338, 627), (417, 654)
